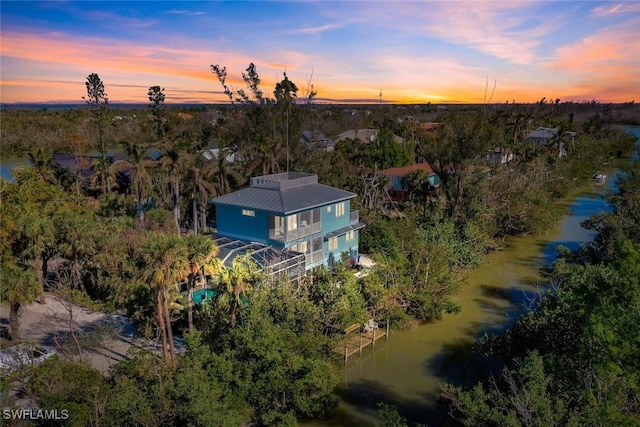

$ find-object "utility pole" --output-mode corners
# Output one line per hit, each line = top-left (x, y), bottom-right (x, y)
(379, 89), (382, 110)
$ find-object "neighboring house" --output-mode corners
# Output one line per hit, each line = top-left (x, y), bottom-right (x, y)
(212, 172), (365, 277)
(53, 153), (97, 181)
(300, 130), (335, 152)
(420, 122), (440, 132)
(485, 147), (514, 166)
(177, 112), (194, 120)
(207, 110), (225, 125)
(526, 127), (577, 158)
(334, 129), (404, 144)
(377, 163), (440, 201)
(53, 153), (134, 187)
(202, 144), (242, 163)
(526, 127), (556, 145)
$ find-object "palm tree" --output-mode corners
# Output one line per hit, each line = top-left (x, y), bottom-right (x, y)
(55, 212), (98, 291)
(0, 262), (39, 341)
(243, 135), (282, 177)
(402, 170), (439, 220)
(138, 232), (190, 363)
(110, 140), (156, 224)
(26, 146), (54, 183)
(158, 142), (188, 236)
(16, 212), (56, 304)
(184, 234), (222, 333)
(89, 156), (117, 194)
(67, 133), (91, 196)
(549, 126), (572, 161)
(217, 255), (257, 327)
(214, 145), (244, 196)
(184, 153), (217, 234)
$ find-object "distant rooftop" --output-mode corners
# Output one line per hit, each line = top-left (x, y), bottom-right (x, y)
(377, 162), (436, 177)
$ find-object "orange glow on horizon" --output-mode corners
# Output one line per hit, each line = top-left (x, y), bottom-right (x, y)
(1, 27), (638, 105)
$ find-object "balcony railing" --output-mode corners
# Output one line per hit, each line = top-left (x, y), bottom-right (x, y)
(268, 229), (285, 242)
(349, 210), (359, 225)
(297, 221), (322, 239)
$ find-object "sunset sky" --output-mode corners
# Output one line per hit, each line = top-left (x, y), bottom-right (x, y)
(1, 1), (639, 105)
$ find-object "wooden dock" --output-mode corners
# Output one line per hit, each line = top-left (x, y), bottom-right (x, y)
(333, 320), (389, 364)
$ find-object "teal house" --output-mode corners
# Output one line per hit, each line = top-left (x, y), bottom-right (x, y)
(212, 172), (364, 273)
(377, 163), (440, 201)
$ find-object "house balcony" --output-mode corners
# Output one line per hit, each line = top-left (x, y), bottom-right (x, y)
(349, 210), (359, 225)
(296, 221), (322, 240)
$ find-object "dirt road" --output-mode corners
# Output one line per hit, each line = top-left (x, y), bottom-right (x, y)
(0, 293), (176, 373)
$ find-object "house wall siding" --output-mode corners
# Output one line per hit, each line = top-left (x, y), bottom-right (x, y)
(215, 205), (272, 245)
(326, 230), (359, 267)
(321, 200), (360, 267)
(321, 200), (351, 233)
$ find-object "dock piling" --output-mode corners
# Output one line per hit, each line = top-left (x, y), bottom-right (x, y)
(335, 319), (391, 365)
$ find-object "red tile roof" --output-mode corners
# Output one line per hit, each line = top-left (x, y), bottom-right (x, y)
(378, 162), (435, 177)
(420, 122), (440, 131)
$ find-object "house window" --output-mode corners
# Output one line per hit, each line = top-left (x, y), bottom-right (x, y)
(312, 208), (321, 233)
(287, 214), (298, 240)
(311, 238), (323, 263)
(346, 230), (355, 241)
(287, 214), (297, 231)
(327, 205), (331, 213)
(328, 236), (338, 250)
(269, 215), (285, 241)
(299, 240), (308, 253)
(242, 209), (255, 217)
(335, 202), (345, 217)
(300, 210), (311, 234)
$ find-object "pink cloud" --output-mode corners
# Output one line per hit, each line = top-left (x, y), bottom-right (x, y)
(287, 24), (339, 35)
(591, 3), (640, 16)
(548, 17), (640, 100)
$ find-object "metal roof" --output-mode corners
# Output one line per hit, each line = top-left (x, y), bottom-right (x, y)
(212, 174), (356, 214)
(324, 222), (366, 240)
(212, 236), (305, 279)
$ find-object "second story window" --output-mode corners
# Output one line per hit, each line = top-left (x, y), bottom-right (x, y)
(287, 214), (297, 231)
(287, 214), (298, 240)
(269, 215), (285, 241)
(335, 202), (345, 217)
(328, 236), (338, 250)
(346, 230), (355, 241)
(242, 209), (255, 217)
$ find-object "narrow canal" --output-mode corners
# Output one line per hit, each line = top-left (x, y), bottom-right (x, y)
(313, 127), (639, 427)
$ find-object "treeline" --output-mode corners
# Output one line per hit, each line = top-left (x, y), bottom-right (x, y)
(437, 150), (640, 426)
(0, 66), (637, 426)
